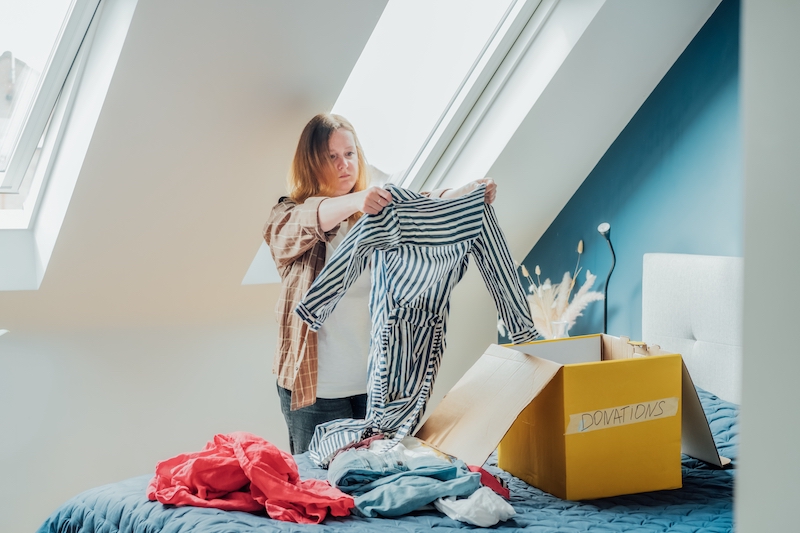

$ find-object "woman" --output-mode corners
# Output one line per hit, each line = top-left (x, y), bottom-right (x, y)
(264, 113), (496, 454)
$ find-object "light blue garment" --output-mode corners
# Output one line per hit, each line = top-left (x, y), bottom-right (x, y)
(328, 449), (481, 518)
(328, 448), (410, 492)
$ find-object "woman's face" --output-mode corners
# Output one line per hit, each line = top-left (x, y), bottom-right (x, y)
(327, 128), (359, 197)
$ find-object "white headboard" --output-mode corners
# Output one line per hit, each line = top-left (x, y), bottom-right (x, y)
(642, 253), (743, 404)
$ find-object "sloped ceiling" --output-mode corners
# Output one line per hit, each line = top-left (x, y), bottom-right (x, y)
(433, 0), (722, 263)
(0, 0), (387, 331)
(0, 0), (723, 335)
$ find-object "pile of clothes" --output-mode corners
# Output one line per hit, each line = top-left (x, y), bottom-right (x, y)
(328, 435), (515, 527)
(146, 432), (353, 524)
(147, 186), (528, 526)
(147, 432), (515, 527)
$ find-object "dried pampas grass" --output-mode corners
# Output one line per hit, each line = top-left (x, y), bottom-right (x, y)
(500, 240), (603, 340)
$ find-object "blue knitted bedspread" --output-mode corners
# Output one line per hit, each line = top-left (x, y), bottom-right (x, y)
(37, 388), (737, 533)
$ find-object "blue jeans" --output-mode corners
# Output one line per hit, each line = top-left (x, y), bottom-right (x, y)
(277, 384), (367, 455)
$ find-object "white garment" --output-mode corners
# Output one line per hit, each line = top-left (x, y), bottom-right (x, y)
(434, 487), (516, 527)
(363, 436), (514, 525)
(367, 436), (449, 461)
(395, 436), (450, 460)
(315, 222), (372, 398)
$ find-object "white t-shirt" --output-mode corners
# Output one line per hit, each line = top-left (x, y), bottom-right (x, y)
(315, 222), (372, 398)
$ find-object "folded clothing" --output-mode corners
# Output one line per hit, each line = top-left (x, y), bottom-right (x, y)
(328, 446), (480, 518)
(146, 432), (353, 524)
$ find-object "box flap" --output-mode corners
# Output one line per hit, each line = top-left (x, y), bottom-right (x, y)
(415, 344), (562, 466)
(514, 334), (602, 364)
(602, 334), (666, 360)
(630, 339), (727, 467)
(680, 361), (729, 467)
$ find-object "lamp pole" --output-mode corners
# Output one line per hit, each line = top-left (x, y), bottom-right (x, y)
(597, 222), (615, 334)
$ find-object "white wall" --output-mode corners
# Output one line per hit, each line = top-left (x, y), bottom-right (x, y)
(736, 1), (800, 530)
(0, 2), (387, 529)
(0, 320), (286, 532)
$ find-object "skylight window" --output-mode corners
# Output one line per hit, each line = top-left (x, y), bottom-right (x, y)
(0, 0), (137, 290)
(1, 0), (71, 169)
(332, 0), (517, 183)
(244, 0), (541, 285)
(0, 0), (100, 217)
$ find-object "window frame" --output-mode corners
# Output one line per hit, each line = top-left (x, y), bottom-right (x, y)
(0, 0), (102, 195)
(399, 0), (547, 191)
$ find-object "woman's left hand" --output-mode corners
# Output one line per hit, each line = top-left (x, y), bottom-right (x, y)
(474, 178), (497, 204)
(442, 178), (497, 204)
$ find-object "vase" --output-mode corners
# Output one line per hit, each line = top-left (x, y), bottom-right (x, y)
(551, 321), (569, 339)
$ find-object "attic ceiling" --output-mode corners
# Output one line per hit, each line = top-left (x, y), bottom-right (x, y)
(0, 0), (723, 335)
(0, 0), (387, 331)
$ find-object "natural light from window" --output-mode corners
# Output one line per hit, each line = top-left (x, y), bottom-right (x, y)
(1, 0), (101, 230)
(331, 0), (515, 183)
(1, 0), (135, 290)
(0, 0), (73, 181)
(245, 0), (523, 286)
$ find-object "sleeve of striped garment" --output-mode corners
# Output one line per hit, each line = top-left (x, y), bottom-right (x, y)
(294, 210), (392, 331)
(470, 204), (539, 344)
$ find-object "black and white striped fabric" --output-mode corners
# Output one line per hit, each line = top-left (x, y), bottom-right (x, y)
(295, 184), (537, 466)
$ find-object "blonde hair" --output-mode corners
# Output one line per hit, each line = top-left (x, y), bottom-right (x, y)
(287, 114), (368, 222)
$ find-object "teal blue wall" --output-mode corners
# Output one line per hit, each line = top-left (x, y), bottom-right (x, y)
(515, 0), (741, 341)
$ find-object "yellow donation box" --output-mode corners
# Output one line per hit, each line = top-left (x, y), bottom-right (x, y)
(416, 334), (689, 501)
(497, 335), (683, 500)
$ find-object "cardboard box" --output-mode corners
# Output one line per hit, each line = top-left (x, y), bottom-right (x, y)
(415, 334), (726, 501)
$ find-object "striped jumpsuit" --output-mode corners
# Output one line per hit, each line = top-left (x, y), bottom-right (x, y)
(295, 184), (537, 466)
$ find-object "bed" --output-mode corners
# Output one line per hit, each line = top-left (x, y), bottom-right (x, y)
(36, 253), (741, 533)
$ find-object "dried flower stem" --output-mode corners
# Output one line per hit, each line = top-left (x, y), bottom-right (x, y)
(570, 240), (583, 293)
(516, 241), (603, 339)
(519, 264), (535, 290)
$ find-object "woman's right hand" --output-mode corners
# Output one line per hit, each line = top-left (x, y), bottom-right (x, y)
(318, 186), (393, 231)
(356, 186), (393, 215)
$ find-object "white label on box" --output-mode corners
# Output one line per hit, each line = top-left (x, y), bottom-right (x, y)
(565, 397), (679, 434)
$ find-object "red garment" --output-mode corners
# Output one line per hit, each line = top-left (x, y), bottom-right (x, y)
(468, 465), (511, 499)
(147, 432), (354, 523)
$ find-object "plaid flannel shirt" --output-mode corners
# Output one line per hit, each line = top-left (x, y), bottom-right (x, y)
(264, 196), (340, 410)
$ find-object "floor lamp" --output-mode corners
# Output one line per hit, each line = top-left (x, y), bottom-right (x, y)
(597, 222), (615, 334)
